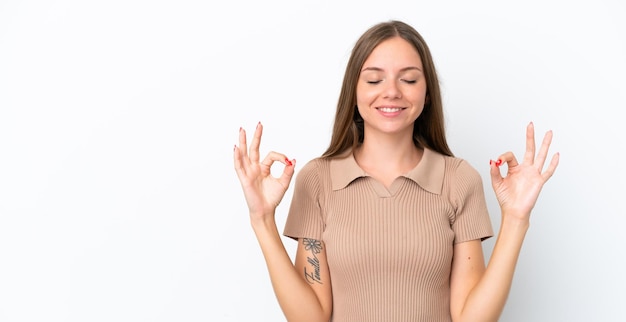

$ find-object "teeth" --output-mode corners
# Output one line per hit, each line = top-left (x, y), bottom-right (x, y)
(379, 107), (402, 112)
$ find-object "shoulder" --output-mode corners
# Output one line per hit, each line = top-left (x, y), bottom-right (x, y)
(442, 155), (482, 183)
(440, 155), (485, 202)
(293, 157), (331, 191)
(295, 157), (328, 180)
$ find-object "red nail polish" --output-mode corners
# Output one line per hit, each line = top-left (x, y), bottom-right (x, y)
(495, 159), (503, 167)
(285, 158), (292, 166)
(489, 160), (493, 166)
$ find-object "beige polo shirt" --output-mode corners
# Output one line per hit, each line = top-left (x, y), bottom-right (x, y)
(284, 148), (493, 322)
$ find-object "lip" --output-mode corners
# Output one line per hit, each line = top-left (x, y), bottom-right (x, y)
(376, 105), (406, 117)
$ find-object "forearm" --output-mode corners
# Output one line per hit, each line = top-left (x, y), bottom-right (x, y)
(251, 216), (329, 322)
(458, 213), (529, 322)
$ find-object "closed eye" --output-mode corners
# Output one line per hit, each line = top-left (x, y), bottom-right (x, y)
(402, 79), (417, 84)
(366, 80), (382, 84)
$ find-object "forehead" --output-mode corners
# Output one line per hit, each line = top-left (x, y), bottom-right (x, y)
(363, 36), (423, 69)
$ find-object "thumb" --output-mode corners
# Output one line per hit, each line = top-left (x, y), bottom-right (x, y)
(278, 158), (296, 188)
(489, 159), (503, 188)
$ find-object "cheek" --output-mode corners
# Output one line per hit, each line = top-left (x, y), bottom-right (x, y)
(410, 95), (426, 106)
(356, 86), (379, 105)
(407, 87), (428, 105)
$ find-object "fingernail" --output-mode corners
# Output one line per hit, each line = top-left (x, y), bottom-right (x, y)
(257, 122), (261, 128)
(489, 160), (493, 166)
(495, 159), (503, 167)
(285, 157), (292, 166)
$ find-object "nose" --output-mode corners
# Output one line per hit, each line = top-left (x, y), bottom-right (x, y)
(383, 80), (402, 99)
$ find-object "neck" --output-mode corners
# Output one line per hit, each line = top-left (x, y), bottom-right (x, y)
(355, 132), (423, 175)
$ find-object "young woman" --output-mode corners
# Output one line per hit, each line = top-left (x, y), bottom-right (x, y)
(233, 20), (559, 322)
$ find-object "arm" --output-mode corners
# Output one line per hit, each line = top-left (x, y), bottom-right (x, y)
(233, 123), (332, 322)
(251, 222), (332, 321)
(450, 122), (560, 322)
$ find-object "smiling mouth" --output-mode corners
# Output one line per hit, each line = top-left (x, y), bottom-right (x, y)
(377, 107), (405, 112)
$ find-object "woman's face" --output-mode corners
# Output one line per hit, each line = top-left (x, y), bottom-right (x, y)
(356, 36), (427, 139)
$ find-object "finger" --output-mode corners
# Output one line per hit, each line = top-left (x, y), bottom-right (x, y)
(523, 122), (536, 165)
(489, 159), (504, 188)
(233, 144), (246, 179)
(260, 151), (292, 175)
(534, 130), (553, 170)
(541, 152), (560, 181)
(249, 122), (263, 163)
(238, 127), (250, 167)
(277, 158), (296, 189)
(497, 151), (518, 169)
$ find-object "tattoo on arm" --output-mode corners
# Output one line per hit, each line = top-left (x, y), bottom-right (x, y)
(302, 238), (323, 284)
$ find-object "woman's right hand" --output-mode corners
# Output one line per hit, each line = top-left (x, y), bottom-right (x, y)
(233, 122), (295, 221)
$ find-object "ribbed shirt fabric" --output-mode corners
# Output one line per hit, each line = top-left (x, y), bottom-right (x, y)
(283, 148), (494, 322)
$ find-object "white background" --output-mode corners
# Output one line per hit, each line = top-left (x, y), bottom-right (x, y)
(1, 0), (625, 321)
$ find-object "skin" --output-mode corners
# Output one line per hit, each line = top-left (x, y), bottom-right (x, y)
(233, 36), (560, 322)
(353, 37), (427, 188)
(357, 37), (426, 141)
(234, 124), (332, 321)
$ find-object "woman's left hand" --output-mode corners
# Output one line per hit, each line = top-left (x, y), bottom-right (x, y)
(489, 122), (560, 220)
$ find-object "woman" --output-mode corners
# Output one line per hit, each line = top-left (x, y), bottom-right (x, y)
(233, 20), (559, 322)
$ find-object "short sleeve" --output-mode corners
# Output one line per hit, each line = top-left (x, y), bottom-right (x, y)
(450, 160), (494, 243)
(283, 159), (325, 240)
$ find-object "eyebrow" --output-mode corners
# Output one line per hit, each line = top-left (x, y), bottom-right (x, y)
(361, 66), (423, 72)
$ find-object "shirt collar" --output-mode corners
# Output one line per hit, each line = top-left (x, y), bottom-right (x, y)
(329, 148), (445, 194)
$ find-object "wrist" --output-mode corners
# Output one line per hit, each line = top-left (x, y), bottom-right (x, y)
(500, 212), (530, 230)
(250, 212), (277, 230)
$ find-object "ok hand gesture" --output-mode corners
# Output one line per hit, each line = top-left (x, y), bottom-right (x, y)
(489, 122), (560, 220)
(233, 123), (295, 220)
